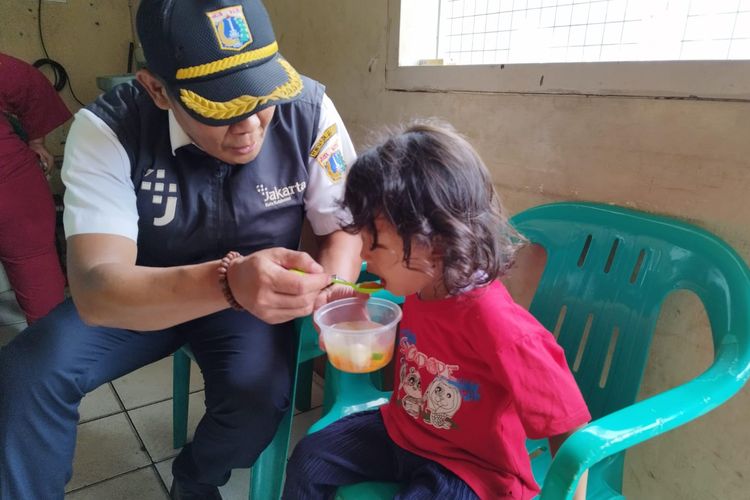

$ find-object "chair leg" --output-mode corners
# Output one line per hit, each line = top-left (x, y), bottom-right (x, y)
(248, 323), (310, 500)
(172, 349), (191, 449)
(250, 347), (303, 500)
(295, 359), (314, 412)
(249, 403), (294, 500)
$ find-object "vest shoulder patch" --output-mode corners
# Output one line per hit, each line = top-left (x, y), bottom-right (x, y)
(309, 123), (338, 159)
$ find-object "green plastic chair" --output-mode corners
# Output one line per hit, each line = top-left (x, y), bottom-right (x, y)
(172, 340), (310, 500)
(171, 263), (403, 500)
(311, 202), (750, 500)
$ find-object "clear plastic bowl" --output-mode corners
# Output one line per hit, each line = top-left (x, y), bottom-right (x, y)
(314, 297), (402, 373)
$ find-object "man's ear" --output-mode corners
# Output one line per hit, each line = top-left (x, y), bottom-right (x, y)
(135, 69), (172, 111)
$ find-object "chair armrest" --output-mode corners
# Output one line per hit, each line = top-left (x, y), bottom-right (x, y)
(539, 345), (750, 500)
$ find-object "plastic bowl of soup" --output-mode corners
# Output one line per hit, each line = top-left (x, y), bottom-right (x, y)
(314, 297), (402, 373)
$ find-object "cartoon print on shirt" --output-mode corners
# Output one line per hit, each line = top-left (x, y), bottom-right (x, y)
(396, 330), (464, 429)
(421, 376), (462, 430)
(397, 360), (423, 418)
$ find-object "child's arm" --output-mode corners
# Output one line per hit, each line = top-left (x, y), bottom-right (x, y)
(548, 428), (588, 500)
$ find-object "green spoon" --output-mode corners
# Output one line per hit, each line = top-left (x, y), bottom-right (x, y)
(290, 268), (385, 294)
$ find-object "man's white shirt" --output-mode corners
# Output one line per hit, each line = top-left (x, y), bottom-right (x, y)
(62, 94), (356, 241)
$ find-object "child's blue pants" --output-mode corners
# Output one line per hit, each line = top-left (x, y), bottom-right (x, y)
(283, 409), (479, 499)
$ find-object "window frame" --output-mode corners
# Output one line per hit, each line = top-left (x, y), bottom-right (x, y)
(386, 0), (750, 100)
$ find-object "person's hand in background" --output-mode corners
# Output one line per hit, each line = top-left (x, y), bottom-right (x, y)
(28, 137), (54, 176)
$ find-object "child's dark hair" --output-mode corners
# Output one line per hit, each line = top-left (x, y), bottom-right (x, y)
(342, 120), (525, 295)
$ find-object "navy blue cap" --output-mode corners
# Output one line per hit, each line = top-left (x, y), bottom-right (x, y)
(136, 0), (303, 126)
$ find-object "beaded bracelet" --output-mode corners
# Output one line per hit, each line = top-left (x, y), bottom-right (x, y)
(218, 251), (244, 311)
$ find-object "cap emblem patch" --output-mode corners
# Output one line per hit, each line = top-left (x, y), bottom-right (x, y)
(206, 5), (253, 51)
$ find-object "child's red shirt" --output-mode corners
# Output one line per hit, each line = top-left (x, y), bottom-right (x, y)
(381, 281), (591, 499)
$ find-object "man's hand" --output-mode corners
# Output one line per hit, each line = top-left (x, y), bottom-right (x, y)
(227, 247), (331, 324)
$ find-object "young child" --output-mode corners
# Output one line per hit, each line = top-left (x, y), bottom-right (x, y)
(283, 122), (591, 499)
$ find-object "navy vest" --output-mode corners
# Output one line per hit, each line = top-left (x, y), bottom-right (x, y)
(87, 78), (324, 267)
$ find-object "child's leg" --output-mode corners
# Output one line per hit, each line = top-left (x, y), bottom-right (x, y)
(394, 450), (479, 500)
(283, 409), (398, 499)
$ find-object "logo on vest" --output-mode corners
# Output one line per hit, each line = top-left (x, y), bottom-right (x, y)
(140, 169), (178, 226)
(256, 181), (306, 208)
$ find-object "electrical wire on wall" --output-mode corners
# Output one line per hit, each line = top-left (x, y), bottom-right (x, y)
(35, 0), (85, 106)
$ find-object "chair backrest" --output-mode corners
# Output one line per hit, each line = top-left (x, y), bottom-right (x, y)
(511, 202), (750, 420)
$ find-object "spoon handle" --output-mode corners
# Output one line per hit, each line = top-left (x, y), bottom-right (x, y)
(290, 268), (338, 285)
(290, 268), (384, 293)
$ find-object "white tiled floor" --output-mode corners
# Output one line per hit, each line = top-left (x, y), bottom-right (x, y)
(63, 359), (325, 499)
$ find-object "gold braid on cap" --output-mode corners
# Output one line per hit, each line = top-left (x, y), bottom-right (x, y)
(178, 58), (302, 120)
(175, 41), (279, 80)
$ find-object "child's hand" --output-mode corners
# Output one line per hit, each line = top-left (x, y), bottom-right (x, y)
(313, 283), (366, 309)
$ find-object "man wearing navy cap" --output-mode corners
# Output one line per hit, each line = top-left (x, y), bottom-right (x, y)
(0, 1), (362, 498)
